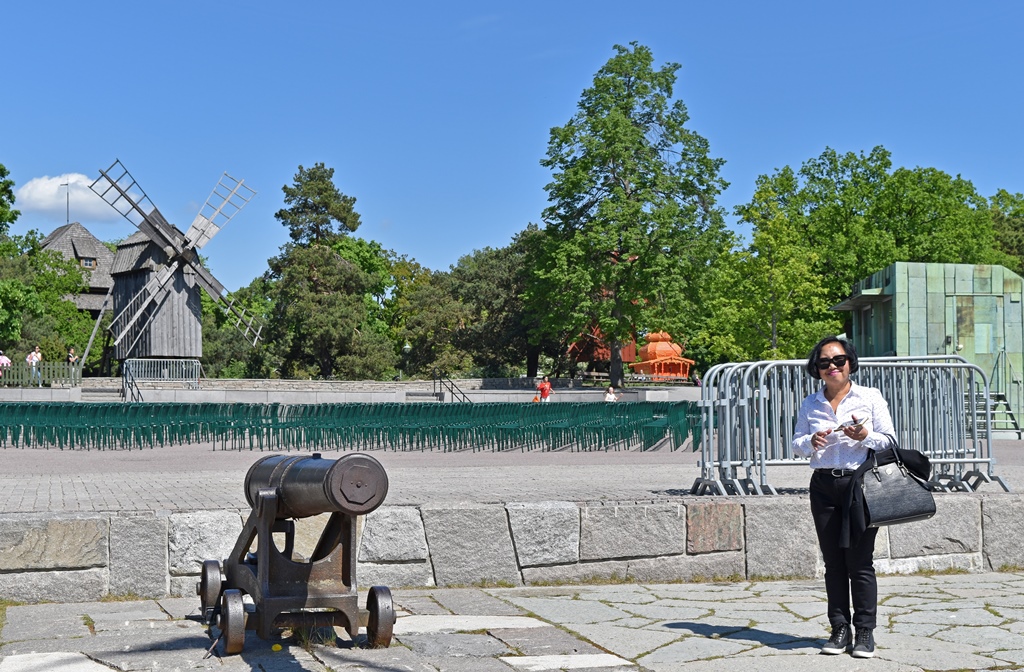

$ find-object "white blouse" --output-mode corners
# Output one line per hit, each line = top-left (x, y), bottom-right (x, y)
(792, 382), (895, 470)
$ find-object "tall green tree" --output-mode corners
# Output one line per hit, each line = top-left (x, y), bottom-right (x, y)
(988, 189), (1024, 273)
(0, 163), (19, 237)
(448, 226), (561, 377)
(698, 170), (839, 361)
(528, 42), (731, 386)
(395, 269), (474, 376)
(699, 146), (1013, 363)
(275, 163), (361, 245)
(0, 231), (89, 359)
(262, 164), (398, 379)
(265, 243), (371, 378)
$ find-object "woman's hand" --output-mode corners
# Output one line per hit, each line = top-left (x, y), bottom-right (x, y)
(842, 418), (869, 442)
(811, 429), (832, 449)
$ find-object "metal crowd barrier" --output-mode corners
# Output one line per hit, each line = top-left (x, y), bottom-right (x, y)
(692, 356), (1011, 496)
(122, 358), (202, 385)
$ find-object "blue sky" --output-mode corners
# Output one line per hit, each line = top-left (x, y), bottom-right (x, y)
(4, 1), (1022, 291)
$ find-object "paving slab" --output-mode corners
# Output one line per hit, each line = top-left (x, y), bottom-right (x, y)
(3, 575), (1024, 670)
(488, 626), (604, 656)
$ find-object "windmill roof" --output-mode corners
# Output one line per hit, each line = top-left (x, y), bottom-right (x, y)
(40, 222), (115, 290)
(111, 226), (187, 275)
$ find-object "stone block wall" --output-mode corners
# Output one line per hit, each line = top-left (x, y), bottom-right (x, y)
(0, 494), (1021, 603)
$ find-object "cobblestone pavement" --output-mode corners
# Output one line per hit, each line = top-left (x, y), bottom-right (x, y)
(3, 573), (1024, 671)
(0, 440), (1018, 513)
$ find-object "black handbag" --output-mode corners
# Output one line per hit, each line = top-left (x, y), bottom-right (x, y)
(861, 442), (936, 527)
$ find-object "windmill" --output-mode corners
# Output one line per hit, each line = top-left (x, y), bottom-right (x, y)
(88, 159), (263, 361)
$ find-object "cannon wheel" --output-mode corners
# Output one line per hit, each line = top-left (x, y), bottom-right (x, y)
(220, 589), (246, 655)
(198, 560), (223, 623)
(366, 585), (395, 648)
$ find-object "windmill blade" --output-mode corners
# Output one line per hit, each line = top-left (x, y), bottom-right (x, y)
(108, 261), (181, 346)
(185, 173), (257, 250)
(90, 160), (184, 257)
(189, 265), (264, 347)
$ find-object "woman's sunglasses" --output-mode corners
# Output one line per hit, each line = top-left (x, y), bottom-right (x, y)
(816, 355), (849, 370)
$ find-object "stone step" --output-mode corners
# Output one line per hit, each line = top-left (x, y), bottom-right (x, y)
(406, 390), (444, 403)
(80, 388), (123, 403)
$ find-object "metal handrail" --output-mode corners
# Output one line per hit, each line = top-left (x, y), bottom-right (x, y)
(122, 364), (143, 402)
(431, 368), (471, 403)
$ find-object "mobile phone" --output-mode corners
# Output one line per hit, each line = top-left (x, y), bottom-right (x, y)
(836, 417), (867, 431)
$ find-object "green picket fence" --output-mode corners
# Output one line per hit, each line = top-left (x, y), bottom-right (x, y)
(0, 401), (699, 452)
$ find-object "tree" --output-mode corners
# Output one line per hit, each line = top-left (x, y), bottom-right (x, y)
(0, 163), (19, 237)
(275, 163), (360, 245)
(395, 269), (474, 376)
(264, 243), (370, 379)
(528, 42), (731, 386)
(0, 231), (89, 360)
(200, 276), (273, 378)
(991, 189), (1024, 273)
(698, 146), (1014, 363)
(697, 170), (840, 361)
(448, 226), (561, 377)
(874, 166), (1010, 268)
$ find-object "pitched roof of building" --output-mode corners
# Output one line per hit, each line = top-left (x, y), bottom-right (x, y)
(41, 222), (115, 290)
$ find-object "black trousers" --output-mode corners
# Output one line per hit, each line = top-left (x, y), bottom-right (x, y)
(810, 470), (879, 630)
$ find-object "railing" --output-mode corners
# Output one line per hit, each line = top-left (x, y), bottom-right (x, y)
(122, 359), (202, 387)
(0, 362), (81, 388)
(991, 350), (1022, 433)
(122, 363), (143, 403)
(693, 355), (1010, 496)
(432, 368), (471, 403)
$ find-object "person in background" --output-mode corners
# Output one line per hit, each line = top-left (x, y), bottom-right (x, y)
(536, 375), (553, 402)
(0, 350), (10, 378)
(604, 386), (622, 402)
(26, 345), (42, 386)
(792, 336), (894, 659)
(67, 347), (79, 364)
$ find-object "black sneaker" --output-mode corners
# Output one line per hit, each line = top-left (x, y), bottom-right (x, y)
(821, 624), (851, 654)
(852, 628), (875, 658)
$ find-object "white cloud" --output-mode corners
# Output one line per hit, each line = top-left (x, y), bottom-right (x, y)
(15, 173), (122, 223)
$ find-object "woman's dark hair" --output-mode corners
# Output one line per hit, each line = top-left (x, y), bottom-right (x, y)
(805, 336), (859, 379)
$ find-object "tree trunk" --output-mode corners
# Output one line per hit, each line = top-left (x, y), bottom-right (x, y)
(609, 339), (624, 388)
(526, 346), (539, 378)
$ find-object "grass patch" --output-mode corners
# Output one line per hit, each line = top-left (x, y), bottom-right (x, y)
(998, 564), (1024, 573)
(911, 567), (970, 577)
(471, 579), (517, 589)
(99, 592), (145, 602)
(524, 572), (749, 587)
(292, 624), (338, 651)
(81, 614), (96, 635)
(747, 573), (810, 582)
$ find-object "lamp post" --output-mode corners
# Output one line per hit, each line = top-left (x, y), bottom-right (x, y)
(400, 341), (412, 380)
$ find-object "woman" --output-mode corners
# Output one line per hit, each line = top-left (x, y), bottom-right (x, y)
(792, 336), (894, 659)
(604, 386), (621, 402)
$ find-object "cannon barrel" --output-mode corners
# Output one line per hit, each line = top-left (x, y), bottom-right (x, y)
(244, 453), (388, 518)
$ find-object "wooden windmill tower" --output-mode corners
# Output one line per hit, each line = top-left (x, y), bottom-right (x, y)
(89, 159), (263, 361)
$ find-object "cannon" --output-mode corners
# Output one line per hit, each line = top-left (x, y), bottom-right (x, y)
(197, 452), (395, 655)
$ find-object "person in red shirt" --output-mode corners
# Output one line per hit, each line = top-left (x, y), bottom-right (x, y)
(536, 375), (552, 402)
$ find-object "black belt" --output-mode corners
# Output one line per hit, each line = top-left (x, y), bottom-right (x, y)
(814, 468), (858, 477)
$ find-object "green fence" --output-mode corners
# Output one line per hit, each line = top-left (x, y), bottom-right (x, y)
(0, 401), (700, 452)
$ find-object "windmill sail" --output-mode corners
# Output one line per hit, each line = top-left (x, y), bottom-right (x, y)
(186, 173), (256, 250)
(90, 159), (263, 358)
